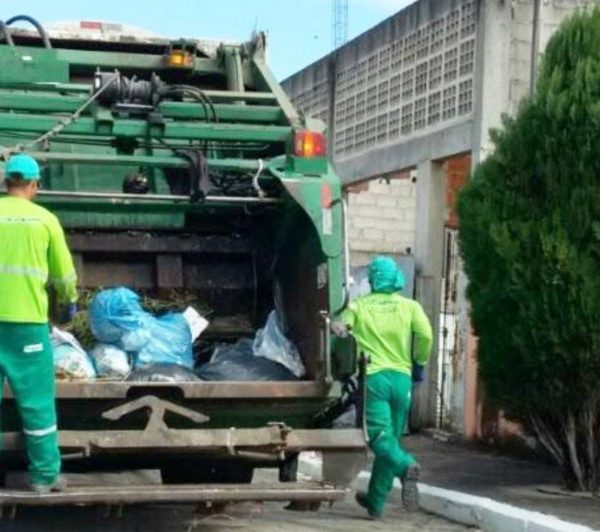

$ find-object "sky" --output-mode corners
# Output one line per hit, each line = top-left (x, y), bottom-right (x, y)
(1, 0), (414, 80)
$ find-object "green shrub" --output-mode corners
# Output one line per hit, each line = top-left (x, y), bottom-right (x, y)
(458, 10), (600, 491)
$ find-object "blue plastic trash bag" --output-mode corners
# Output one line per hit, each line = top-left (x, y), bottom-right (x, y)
(90, 344), (131, 380)
(89, 288), (145, 344)
(134, 313), (193, 369)
(89, 287), (194, 369)
(121, 329), (152, 352)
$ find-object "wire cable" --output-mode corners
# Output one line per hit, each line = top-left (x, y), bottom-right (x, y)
(252, 158), (265, 198)
(23, 70), (121, 150)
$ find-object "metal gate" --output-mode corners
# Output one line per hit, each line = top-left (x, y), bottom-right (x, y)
(437, 227), (460, 428)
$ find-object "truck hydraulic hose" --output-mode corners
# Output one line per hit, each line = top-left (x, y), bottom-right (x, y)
(5, 15), (51, 48)
(0, 21), (14, 46)
(160, 87), (210, 122)
(160, 85), (218, 122)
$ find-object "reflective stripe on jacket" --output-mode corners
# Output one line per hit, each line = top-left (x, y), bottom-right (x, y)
(0, 197), (77, 323)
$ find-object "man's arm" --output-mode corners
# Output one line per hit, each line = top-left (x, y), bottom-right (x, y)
(340, 301), (357, 329)
(412, 301), (433, 366)
(47, 216), (78, 305)
(331, 302), (357, 337)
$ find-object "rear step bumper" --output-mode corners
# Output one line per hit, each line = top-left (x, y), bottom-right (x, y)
(0, 482), (346, 507)
(3, 427), (366, 454)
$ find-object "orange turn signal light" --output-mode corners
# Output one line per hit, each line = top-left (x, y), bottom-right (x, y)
(294, 130), (327, 158)
(167, 50), (194, 68)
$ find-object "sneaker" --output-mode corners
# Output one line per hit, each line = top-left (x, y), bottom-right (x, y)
(30, 475), (67, 494)
(355, 491), (383, 520)
(401, 464), (420, 512)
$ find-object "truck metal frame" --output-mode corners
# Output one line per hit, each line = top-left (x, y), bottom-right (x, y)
(0, 16), (365, 511)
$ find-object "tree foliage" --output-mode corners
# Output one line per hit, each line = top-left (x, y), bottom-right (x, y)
(458, 10), (600, 491)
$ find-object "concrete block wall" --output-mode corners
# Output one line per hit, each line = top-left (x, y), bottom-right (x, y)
(507, 0), (596, 116)
(282, 0), (478, 170)
(345, 172), (416, 267)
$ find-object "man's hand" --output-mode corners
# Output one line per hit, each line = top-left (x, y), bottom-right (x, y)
(57, 303), (77, 324)
(412, 363), (425, 385)
(331, 320), (350, 338)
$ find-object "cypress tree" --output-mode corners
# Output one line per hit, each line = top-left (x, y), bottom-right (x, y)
(458, 10), (600, 491)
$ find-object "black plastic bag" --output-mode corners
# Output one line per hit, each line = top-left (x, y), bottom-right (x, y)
(127, 363), (200, 383)
(197, 339), (298, 382)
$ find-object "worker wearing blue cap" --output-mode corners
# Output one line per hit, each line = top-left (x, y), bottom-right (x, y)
(333, 255), (433, 519)
(0, 153), (77, 493)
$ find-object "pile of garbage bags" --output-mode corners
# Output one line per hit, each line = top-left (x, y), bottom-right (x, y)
(51, 288), (305, 383)
(52, 287), (206, 381)
(197, 311), (305, 381)
(89, 288), (199, 370)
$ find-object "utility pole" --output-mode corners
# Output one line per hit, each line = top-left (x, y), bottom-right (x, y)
(330, 0), (349, 155)
(332, 0), (349, 51)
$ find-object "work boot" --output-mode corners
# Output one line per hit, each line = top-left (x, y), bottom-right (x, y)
(401, 464), (420, 512)
(30, 475), (67, 494)
(355, 491), (383, 520)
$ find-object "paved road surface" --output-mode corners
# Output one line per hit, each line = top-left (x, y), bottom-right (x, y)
(0, 469), (472, 532)
(2, 497), (472, 532)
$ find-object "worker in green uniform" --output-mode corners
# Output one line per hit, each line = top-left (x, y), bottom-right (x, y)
(0, 154), (77, 493)
(333, 255), (433, 519)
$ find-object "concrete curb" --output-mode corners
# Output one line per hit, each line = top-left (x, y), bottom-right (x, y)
(360, 472), (596, 532)
(298, 455), (597, 532)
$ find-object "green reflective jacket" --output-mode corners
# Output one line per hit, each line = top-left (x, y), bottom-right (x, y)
(0, 197), (77, 323)
(342, 292), (433, 376)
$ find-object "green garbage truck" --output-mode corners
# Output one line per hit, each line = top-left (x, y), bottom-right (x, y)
(0, 16), (366, 509)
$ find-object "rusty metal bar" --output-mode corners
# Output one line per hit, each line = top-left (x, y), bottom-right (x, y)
(319, 311), (333, 385)
(90, 427), (286, 453)
(285, 429), (365, 451)
(0, 482), (346, 506)
(155, 254), (183, 288)
(2, 381), (335, 400)
(67, 233), (255, 255)
(3, 428), (365, 454)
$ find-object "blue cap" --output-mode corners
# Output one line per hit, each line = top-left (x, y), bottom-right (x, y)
(5, 154), (40, 180)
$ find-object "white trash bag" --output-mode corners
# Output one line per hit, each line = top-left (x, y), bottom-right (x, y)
(182, 306), (209, 341)
(253, 311), (306, 378)
(51, 327), (96, 380)
(90, 344), (131, 380)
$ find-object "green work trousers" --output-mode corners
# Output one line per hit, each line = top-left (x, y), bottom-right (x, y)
(0, 322), (60, 485)
(365, 370), (416, 514)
